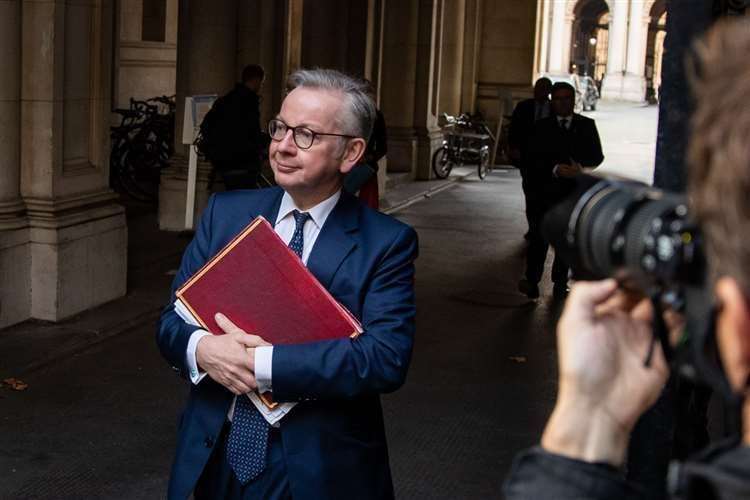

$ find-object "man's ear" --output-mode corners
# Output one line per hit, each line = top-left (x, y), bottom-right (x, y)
(715, 277), (750, 393)
(339, 138), (367, 175)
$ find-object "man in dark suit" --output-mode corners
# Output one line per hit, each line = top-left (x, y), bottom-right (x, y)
(508, 77), (552, 238)
(518, 82), (603, 300)
(203, 64), (266, 190)
(158, 69), (418, 499)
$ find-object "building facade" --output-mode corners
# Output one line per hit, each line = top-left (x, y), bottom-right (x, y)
(0, 0), (544, 329)
(536, 0), (667, 102)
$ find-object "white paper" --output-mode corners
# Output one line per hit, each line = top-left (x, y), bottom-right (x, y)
(173, 298), (297, 425)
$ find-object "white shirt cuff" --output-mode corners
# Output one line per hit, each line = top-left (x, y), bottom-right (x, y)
(186, 329), (212, 384)
(552, 164), (561, 177)
(255, 345), (274, 393)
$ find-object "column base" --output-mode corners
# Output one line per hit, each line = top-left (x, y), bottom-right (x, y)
(23, 192), (127, 323)
(158, 156), (214, 232)
(601, 73), (647, 102)
(0, 223), (31, 329)
(386, 127), (418, 175)
(414, 126), (443, 180)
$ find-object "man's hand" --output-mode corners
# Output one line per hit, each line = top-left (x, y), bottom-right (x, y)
(555, 162), (582, 178)
(541, 280), (669, 465)
(195, 313), (271, 395)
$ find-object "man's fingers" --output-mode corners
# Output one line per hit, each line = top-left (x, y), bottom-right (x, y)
(236, 333), (271, 348)
(566, 279), (619, 322)
(215, 312), (244, 335)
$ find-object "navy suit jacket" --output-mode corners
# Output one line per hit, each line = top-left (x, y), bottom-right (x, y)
(157, 187), (418, 499)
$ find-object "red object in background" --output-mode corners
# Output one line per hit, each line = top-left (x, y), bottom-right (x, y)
(176, 217), (361, 344)
(358, 174), (379, 210)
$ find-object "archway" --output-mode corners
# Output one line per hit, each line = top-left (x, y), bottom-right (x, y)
(569, 0), (610, 88)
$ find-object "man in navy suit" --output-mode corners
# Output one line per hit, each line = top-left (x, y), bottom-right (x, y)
(157, 69), (418, 499)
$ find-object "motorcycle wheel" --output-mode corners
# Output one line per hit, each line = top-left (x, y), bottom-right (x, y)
(432, 146), (453, 179)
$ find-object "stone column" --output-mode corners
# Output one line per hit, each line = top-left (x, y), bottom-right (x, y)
(159, 0), (238, 231)
(601, 0), (630, 99)
(411, 0), (442, 180)
(20, 0), (127, 322)
(438, 0), (465, 116)
(460, 0), (482, 112)
(621, 1), (649, 101)
(237, 0), (284, 127)
(547, 0), (568, 74)
(0, 0), (30, 329)
(380, 0), (419, 175)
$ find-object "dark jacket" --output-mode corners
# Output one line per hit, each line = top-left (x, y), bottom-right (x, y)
(206, 83), (263, 165)
(508, 98), (548, 171)
(503, 440), (750, 500)
(527, 113), (604, 199)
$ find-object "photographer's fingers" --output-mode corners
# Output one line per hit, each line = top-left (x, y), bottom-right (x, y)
(565, 279), (619, 324)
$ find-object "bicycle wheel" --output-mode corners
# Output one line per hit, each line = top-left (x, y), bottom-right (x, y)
(432, 146), (453, 179)
(477, 147), (491, 180)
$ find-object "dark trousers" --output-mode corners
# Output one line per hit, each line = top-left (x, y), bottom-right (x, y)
(520, 171), (533, 233)
(524, 194), (568, 286)
(194, 423), (291, 500)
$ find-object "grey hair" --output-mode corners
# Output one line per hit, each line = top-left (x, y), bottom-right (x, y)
(287, 68), (376, 142)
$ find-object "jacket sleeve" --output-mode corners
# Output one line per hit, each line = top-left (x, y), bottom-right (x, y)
(270, 225), (418, 401)
(503, 447), (644, 500)
(155, 194), (218, 374)
(577, 120), (604, 168)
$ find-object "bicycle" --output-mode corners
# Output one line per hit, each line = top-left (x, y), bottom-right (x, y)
(432, 112), (494, 180)
(110, 95), (176, 202)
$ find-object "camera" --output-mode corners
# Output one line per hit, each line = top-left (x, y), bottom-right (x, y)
(542, 174), (705, 294)
(541, 175), (741, 398)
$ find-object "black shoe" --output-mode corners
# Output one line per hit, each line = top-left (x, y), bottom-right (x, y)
(553, 284), (570, 300)
(518, 279), (540, 299)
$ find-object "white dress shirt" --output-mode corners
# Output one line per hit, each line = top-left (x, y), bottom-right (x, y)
(184, 190), (342, 405)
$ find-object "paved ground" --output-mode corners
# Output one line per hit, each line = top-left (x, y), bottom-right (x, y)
(583, 100), (659, 184)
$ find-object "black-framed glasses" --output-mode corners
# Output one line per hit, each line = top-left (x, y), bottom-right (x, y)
(268, 118), (357, 150)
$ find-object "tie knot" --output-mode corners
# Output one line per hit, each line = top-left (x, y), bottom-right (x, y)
(292, 210), (311, 228)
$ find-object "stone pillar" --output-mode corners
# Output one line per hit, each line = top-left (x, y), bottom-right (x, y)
(380, 0), (419, 175)
(19, 0), (127, 322)
(159, 0), (238, 231)
(547, 0), (568, 74)
(460, 0), (482, 112)
(283, 0), (303, 80)
(0, 0), (30, 329)
(601, 0), (631, 99)
(412, 0), (442, 180)
(438, 0), (465, 116)
(621, 1), (649, 101)
(237, 0), (284, 126)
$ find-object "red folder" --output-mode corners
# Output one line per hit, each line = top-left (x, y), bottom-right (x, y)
(176, 216), (362, 344)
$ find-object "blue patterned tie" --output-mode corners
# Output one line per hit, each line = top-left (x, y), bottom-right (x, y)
(226, 210), (311, 484)
(288, 210), (311, 258)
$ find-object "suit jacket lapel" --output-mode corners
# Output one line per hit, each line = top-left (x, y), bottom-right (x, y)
(253, 186), (284, 225)
(306, 191), (359, 289)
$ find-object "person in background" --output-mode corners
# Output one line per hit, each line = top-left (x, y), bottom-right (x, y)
(508, 77), (552, 240)
(518, 81), (603, 300)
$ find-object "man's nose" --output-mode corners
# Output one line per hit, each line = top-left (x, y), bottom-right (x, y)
(277, 128), (297, 153)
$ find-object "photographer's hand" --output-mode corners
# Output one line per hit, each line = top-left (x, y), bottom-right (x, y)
(541, 280), (669, 466)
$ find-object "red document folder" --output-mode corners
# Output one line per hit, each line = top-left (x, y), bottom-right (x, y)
(176, 216), (362, 344)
